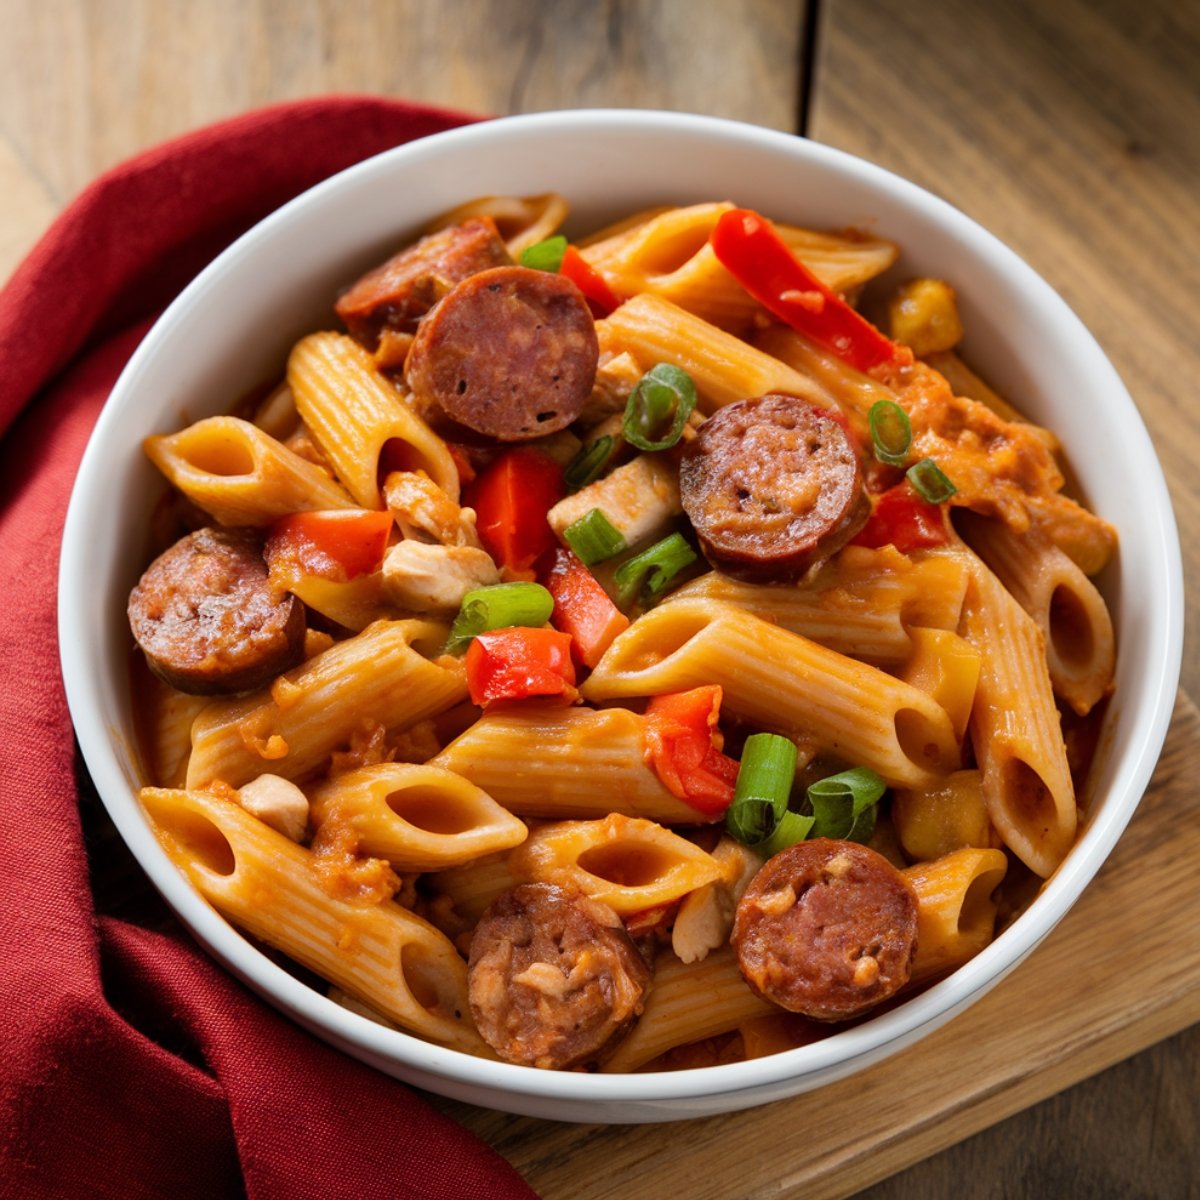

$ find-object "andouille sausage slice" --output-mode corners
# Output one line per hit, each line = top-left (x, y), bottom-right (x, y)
(405, 265), (599, 441)
(128, 526), (306, 695)
(679, 393), (869, 581)
(335, 217), (512, 350)
(732, 839), (918, 1021)
(467, 882), (652, 1069)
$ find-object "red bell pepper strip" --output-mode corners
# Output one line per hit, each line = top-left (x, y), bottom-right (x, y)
(463, 448), (565, 577)
(643, 686), (739, 817)
(464, 627), (577, 706)
(850, 481), (951, 552)
(560, 245), (622, 318)
(710, 208), (904, 375)
(264, 509), (393, 581)
(545, 547), (630, 668)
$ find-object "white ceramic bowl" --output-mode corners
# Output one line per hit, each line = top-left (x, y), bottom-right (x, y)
(59, 109), (1183, 1122)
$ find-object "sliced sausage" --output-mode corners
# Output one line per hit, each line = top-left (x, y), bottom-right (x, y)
(732, 839), (918, 1021)
(335, 217), (512, 349)
(467, 882), (652, 1069)
(679, 393), (869, 581)
(405, 265), (599, 441)
(128, 526), (306, 695)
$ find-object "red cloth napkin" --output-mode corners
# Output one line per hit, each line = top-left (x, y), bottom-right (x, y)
(0, 95), (540, 1200)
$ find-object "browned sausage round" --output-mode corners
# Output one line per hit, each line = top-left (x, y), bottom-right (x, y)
(679, 393), (869, 581)
(405, 265), (599, 441)
(335, 217), (512, 349)
(732, 839), (918, 1021)
(128, 526), (306, 695)
(467, 882), (652, 1069)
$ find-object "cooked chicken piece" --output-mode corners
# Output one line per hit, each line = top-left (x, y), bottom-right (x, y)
(382, 540), (500, 612)
(548, 454), (681, 549)
(671, 837), (762, 964)
(237, 773), (310, 842)
(383, 470), (481, 547)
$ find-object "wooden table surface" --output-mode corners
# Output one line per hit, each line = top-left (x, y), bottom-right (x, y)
(5, 1), (1197, 1196)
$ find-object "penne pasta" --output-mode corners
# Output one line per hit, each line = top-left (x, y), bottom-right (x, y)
(309, 762), (527, 871)
(957, 510), (1115, 716)
(583, 598), (960, 788)
(144, 415), (354, 525)
(958, 549), (1078, 877)
(433, 703), (709, 823)
(509, 814), (723, 916)
(288, 331), (460, 507)
(902, 847), (1009, 982)
(140, 785), (484, 1052)
(186, 619), (466, 789)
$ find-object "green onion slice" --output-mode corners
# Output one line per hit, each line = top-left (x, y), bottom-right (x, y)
(563, 435), (614, 492)
(562, 508), (627, 566)
(444, 582), (555, 655)
(757, 810), (816, 859)
(613, 532), (697, 608)
(906, 457), (957, 504)
(725, 733), (798, 847)
(806, 766), (887, 843)
(868, 399), (912, 466)
(622, 363), (698, 451)
(519, 235), (567, 273)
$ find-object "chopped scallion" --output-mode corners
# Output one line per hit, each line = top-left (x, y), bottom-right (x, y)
(868, 399), (912, 466)
(519, 235), (568, 273)
(756, 809), (816, 858)
(562, 508), (627, 566)
(444, 582), (555, 655)
(906, 457), (957, 504)
(563, 435), (614, 492)
(622, 363), (697, 451)
(725, 733), (798, 848)
(614, 532), (697, 608)
(806, 766), (886, 843)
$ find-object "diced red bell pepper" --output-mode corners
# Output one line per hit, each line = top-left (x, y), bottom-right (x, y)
(560, 245), (622, 318)
(463, 448), (565, 577)
(265, 509), (393, 581)
(544, 548), (630, 668)
(464, 627), (577, 706)
(850, 482), (951, 552)
(710, 208), (905, 375)
(643, 686), (739, 817)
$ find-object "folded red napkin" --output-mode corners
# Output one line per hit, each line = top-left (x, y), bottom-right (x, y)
(0, 95), (540, 1200)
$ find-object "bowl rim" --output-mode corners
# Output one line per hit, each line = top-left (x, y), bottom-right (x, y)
(59, 107), (1185, 1111)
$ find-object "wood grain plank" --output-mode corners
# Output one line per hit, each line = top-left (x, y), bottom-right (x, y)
(439, 695), (1200, 1199)
(0, 0), (803, 275)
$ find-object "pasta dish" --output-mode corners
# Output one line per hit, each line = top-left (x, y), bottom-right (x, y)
(127, 194), (1116, 1071)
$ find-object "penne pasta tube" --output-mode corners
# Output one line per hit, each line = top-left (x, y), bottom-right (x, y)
(902, 847), (1009, 982)
(957, 511), (1115, 716)
(597, 293), (831, 413)
(671, 547), (970, 664)
(140, 785), (484, 1052)
(187, 619), (466, 789)
(583, 599), (960, 788)
(427, 192), (569, 256)
(509, 814), (723, 916)
(601, 946), (774, 1072)
(432, 704), (709, 823)
(958, 551), (1077, 877)
(288, 331), (460, 507)
(581, 202), (897, 332)
(144, 415), (354, 525)
(309, 762), (527, 872)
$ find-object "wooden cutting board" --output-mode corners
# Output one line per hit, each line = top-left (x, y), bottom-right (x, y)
(437, 692), (1200, 1199)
